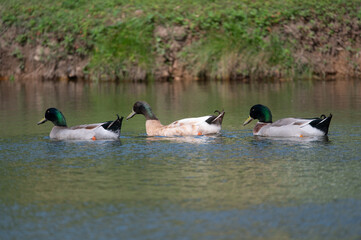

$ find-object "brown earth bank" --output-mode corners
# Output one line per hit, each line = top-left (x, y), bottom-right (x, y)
(1, 19), (361, 81)
(281, 17), (361, 79)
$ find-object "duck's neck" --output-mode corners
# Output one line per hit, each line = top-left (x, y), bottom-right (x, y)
(260, 112), (272, 123)
(146, 119), (163, 127)
(145, 119), (163, 136)
(142, 107), (158, 121)
(54, 114), (67, 127)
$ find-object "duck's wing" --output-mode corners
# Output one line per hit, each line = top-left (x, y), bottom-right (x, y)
(69, 115), (123, 133)
(271, 118), (313, 127)
(69, 123), (103, 130)
(169, 110), (225, 127)
(168, 116), (213, 127)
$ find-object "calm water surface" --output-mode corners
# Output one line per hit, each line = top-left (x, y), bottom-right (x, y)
(0, 79), (360, 239)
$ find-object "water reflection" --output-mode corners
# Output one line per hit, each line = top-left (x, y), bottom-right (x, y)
(254, 136), (329, 144)
(1, 79), (361, 239)
(146, 135), (223, 144)
(1, 79), (361, 123)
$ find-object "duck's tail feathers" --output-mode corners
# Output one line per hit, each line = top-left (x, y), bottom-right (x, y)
(309, 113), (332, 135)
(102, 114), (124, 134)
(206, 110), (225, 125)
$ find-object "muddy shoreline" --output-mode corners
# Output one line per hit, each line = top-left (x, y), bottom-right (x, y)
(1, 19), (361, 81)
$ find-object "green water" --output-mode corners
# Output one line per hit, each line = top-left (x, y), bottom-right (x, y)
(0, 79), (360, 239)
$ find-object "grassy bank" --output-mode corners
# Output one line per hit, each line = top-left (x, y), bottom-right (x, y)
(1, 0), (361, 81)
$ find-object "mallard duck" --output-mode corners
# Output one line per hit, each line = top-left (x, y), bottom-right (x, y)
(243, 104), (332, 137)
(126, 101), (225, 136)
(37, 108), (123, 140)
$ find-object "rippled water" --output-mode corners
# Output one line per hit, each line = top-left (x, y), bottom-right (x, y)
(0, 79), (360, 239)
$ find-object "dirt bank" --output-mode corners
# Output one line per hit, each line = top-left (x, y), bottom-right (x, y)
(281, 16), (361, 79)
(1, 19), (361, 81)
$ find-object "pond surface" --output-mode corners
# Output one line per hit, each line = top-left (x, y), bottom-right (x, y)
(0, 79), (360, 239)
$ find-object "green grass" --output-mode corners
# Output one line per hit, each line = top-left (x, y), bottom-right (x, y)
(89, 16), (155, 80)
(1, 0), (361, 80)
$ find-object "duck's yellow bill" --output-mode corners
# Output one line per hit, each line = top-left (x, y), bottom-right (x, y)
(126, 110), (136, 120)
(37, 117), (47, 125)
(243, 116), (253, 126)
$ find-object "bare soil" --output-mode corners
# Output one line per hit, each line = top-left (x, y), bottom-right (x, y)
(1, 19), (361, 81)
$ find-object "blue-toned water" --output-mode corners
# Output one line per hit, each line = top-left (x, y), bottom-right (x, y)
(0, 79), (360, 239)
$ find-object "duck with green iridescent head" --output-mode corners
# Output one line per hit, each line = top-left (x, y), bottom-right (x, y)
(126, 101), (225, 136)
(243, 104), (332, 137)
(37, 108), (123, 140)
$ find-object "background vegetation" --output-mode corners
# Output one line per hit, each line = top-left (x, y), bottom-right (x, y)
(1, 0), (361, 81)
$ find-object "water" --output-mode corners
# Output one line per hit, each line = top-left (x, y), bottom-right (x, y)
(0, 79), (360, 239)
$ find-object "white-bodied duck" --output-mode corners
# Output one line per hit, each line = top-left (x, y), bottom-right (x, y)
(37, 108), (123, 140)
(126, 101), (225, 136)
(243, 104), (332, 137)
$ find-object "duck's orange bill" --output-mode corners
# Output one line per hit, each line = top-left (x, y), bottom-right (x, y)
(91, 136), (96, 140)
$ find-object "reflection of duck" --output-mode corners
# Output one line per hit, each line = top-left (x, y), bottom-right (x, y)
(146, 135), (222, 144)
(243, 104), (332, 137)
(37, 108), (123, 140)
(254, 135), (329, 144)
(127, 101), (225, 136)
